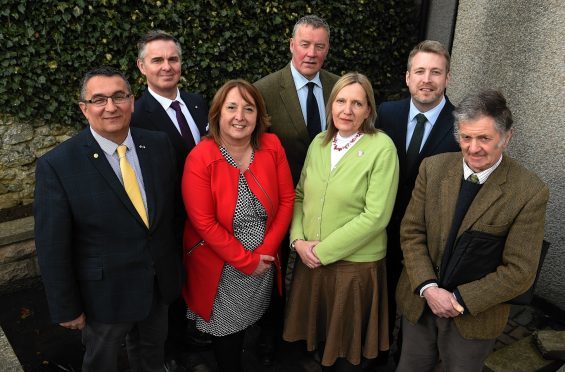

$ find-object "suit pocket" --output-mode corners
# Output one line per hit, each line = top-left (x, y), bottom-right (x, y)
(472, 222), (509, 236)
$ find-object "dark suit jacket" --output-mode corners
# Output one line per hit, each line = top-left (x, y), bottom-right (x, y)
(131, 89), (208, 176)
(377, 97), (460, 230)
(377, 97), (460, 275)
(34, 127), (183, 324)
(255, 64), (339, 185)
(396, 153), (549, 339)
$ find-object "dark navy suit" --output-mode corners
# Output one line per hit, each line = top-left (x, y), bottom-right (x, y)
(376, 97), (460, 345)
(34, 127), (182, 324)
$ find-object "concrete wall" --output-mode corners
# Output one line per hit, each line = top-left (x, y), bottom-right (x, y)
(446, 1), (565, 309)
(425, 0), (458, 50)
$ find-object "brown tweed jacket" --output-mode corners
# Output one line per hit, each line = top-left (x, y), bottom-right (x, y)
(396, 152), (549, 339)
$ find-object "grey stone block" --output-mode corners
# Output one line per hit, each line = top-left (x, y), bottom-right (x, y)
(484, 336), (561, 372)
(0, 327), (23, 371)
(534, 330), (565, 361)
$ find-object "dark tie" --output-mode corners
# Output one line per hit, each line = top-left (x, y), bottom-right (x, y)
(306, 82), (322, 139)
(406, 113), (427, 172)
(170, 101), (196, 149)
(467, 174), (479, 184)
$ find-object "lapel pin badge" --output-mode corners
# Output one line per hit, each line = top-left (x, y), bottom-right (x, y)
(93, 153), (99, 159)
(138, 145), (146, 149)
(195, 105), (198, 109)
(357, 150), (364, 157)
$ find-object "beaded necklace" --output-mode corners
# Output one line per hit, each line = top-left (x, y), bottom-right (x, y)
(332, 132), (362, 151)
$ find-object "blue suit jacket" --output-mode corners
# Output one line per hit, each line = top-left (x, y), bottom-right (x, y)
(34, 127), (183, 324)
(377, 97), (460, 227)
(377, 97), (460, 273)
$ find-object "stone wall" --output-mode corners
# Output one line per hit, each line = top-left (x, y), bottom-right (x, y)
(0, 115), (79, 210)
(0, 217), (38, 293)
(448, 1), (565, 310)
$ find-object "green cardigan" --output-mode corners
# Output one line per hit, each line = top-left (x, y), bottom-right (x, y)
(290, 131), (399, 265)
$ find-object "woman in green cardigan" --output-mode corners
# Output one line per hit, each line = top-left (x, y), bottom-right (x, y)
(283, 72), (399, 371)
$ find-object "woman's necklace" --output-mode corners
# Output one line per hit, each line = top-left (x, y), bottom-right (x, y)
(332, 132), (362, 151)
(223, 143), (252, 171)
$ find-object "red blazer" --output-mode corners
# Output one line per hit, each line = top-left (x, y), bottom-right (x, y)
(181, 133), (295, 321)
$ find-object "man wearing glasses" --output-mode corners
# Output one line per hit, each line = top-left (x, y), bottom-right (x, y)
(34, 66), (183, 371)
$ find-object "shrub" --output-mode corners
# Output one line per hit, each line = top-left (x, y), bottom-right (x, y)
(0, 0), (418, 126)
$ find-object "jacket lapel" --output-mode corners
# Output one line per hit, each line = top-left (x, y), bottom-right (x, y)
(279, 64), (310, 139)
(440, 159), (463, 244)
(397, 99), (410, 177)
(142, 91), (188, 153)
(131, 129), (157, 230)
(458, 157), (507, 235)
(82, 130), (146, 226)
(421, 98), (455, 157)
(181, 91), (207, 136)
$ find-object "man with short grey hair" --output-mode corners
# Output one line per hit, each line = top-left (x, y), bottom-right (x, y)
(395, 89), (549, 371)
(131, 30), (210, 371)
(254, 15), (339, 365)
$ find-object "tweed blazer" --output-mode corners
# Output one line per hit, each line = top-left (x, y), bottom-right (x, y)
(254, 63), (339, 185)
(396, 153), (549, 339)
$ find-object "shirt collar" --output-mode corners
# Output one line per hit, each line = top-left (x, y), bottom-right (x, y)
(408, 96), (446, 126)
(463, 155), (503, 184)
(147, 86), (181, 110)
(290, 62), (322, 90)
(89, 127), (134, 156)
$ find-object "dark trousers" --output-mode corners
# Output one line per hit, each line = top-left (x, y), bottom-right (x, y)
(81, 293), (169, 372)
(396, 309), (495, 372)
(258, 236), (289, 354)
(165, 296), (188, 357)
(211, 330), (246, 372)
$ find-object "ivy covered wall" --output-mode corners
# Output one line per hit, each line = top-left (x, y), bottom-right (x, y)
(1, 0), (418, 126)
(0, 0), (418, 210)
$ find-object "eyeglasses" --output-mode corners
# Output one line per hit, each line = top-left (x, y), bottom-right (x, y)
(82, 93), (132, 106)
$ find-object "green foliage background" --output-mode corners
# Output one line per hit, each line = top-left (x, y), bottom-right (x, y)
(0, 0), (418, 126)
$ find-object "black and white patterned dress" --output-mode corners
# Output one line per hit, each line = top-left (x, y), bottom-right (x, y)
(187, 146), (274, 336)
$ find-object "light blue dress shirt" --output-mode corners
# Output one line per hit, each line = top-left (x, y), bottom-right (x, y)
(290, 62), (327, 130)
(90, 128), (148, 214)
(405, 96), (447, 151)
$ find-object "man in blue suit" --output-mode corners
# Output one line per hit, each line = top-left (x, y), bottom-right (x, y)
(34, 66), (182, 371)
(131, 30), (208, 176)
(377, 40), (460, 362)
(131, 30), (210, 371)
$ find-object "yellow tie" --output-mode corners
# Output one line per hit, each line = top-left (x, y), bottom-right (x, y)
(117, 145), (149, 227)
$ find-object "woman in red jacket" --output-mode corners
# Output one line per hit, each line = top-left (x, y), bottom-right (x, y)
(181, 79), (294, 371)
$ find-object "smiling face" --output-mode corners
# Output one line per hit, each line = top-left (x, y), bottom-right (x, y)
(137, 39), (181, 99)
(406, 51), (450, 112)
(219, 87), (258, 146)
(79, 75), (134, 144)
(289, 24), (329, 80)
(458, 115), (512, 172)
(331, 83), (371, 137)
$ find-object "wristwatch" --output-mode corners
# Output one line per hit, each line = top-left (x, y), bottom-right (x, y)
(290, 239), (300, 251)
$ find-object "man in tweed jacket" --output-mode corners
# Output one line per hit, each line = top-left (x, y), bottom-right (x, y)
(395, 90), (549, 372)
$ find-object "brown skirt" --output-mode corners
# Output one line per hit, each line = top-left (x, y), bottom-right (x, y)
(283, 258), (389, 366)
